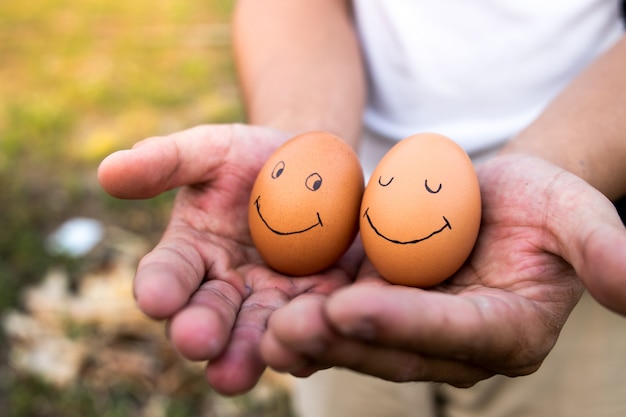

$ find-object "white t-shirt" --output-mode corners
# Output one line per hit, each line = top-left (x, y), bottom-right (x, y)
(353, 0), (624, 156)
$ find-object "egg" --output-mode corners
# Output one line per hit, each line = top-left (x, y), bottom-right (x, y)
(248, 131), (364, 276)
(360, 133), (481, 287)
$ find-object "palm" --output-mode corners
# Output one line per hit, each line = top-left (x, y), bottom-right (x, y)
(98, 124), (357, 394)
(430, 155), (589, 374)
(261, 154), (626, 387)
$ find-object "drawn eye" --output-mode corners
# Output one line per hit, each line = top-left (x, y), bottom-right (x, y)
(271, 161), (285, 179)
(425, 179), (442, 194)
(305, 173), (323, 191)
(378, 176), (394, 187)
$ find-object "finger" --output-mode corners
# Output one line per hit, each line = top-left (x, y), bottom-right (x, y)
(169, 279), (243, 361)
(97, 124), (284, 199)
(563, 209), (626, 315)
(261, 330), (311, 373)
(205, 287), (291, 396)
(263, 294), (493, 386)
(545, 177), (626, 314)
(97, 125), (226, 199)
(261, 294), (329, 373)
(312, 340), (494, 388)
(133, 236), (207, 319)
(325, 285), (544, 374)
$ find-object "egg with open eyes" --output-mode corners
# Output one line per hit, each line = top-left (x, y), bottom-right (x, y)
(248, 131), (364, 276)
(360, 133), (481, 287)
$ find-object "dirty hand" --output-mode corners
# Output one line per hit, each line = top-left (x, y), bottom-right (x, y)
(261, 154), (626, 386)
(98, 124), (359, 395)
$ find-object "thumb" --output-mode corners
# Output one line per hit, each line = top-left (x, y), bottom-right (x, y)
(98, 124), (286, 200)
(97, 125), (233, 199)
(576, 219), (626, 315)
(553, 182), (626, 315)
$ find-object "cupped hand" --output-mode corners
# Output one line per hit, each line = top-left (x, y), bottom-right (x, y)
(260, 154), (626, 387)
(97, 124), (360, 395)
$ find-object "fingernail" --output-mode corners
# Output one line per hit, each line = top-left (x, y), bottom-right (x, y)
(338, 319), (377, 341)
(304, 340), (328, 356)
(291, 364), (325, 378)
(284, 359), (311, 374)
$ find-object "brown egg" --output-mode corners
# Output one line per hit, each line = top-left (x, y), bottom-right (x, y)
(360, 133), (481, 287)
(248, 131), (364, 276)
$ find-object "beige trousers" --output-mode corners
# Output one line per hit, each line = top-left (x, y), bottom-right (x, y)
(292, 131), (626, 417)
(292, 292), (626, 417)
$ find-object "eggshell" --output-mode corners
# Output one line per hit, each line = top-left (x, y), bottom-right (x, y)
(249, 131), (364, 276)
(360, 133), (481, 287)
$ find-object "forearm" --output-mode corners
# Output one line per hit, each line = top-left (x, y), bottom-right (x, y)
(232, 0), (366, 147)
(502, 35), (626, 200)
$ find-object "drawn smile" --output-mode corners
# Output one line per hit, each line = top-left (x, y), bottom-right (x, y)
(363, 207), (451, 244)
(254, 196), (323, 235)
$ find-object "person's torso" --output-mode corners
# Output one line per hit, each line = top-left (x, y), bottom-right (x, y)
(353, 0), (624, 155)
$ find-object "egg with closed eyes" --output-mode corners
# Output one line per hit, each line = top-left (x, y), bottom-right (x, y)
(249, 131), (364, 276)
(360, 133), (481, 287)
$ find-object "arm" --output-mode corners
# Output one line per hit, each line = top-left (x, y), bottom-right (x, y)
(261, 34), (626, 385)
(504, 34), (626, 200)
(501, 34), (626, 312)
(233, 0), (366, 146)
(98, 0), (368, 396)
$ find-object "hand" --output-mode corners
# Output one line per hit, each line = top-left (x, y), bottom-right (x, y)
(260, 154), (626, 387)
(97, 124), (360, 395)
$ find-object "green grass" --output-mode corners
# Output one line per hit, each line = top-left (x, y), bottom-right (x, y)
(0, 0), (243, 311)
(0, 1), (288, 416)
(0, 0), (242, 161)
(0, 0), (243, 305)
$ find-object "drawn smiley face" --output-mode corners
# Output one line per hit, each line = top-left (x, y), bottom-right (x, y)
(253, 161), (325, 235)
(359, 133), (481, 287)
(248, 132), (363, 276)
(363, 176), (452, 244)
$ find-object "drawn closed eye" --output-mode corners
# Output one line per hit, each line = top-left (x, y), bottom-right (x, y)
(272, 161), (285, 179)
(425, 179), (442, 194)
(305, 173), (323, 191)
(378, 176), (394, 187)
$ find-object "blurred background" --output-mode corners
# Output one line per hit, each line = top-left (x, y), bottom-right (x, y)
(0, 0), (293, 415)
